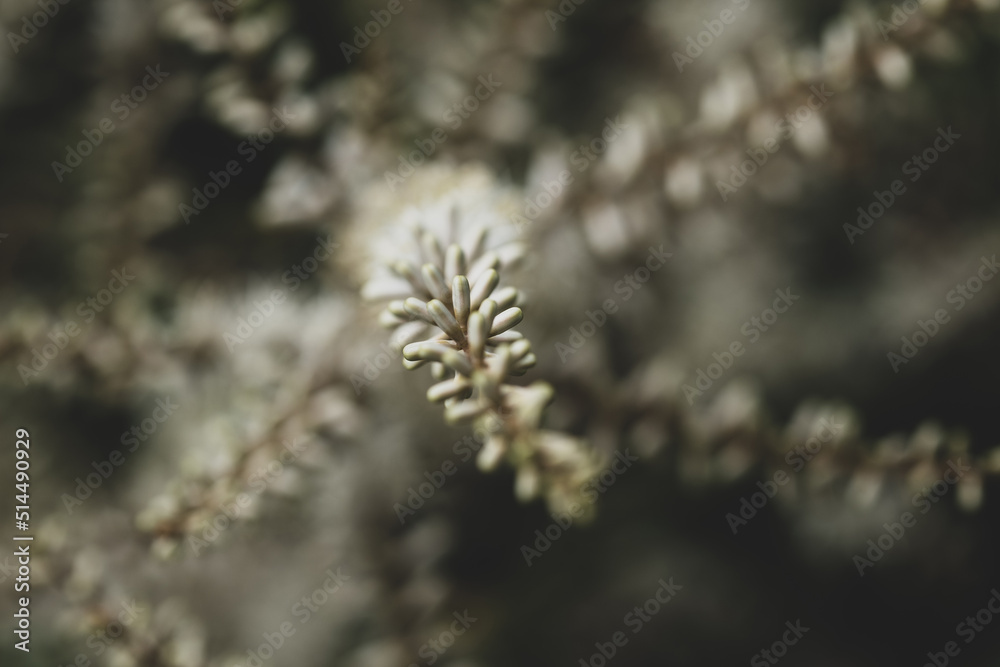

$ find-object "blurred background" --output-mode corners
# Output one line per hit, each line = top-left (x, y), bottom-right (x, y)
(2, 0), (1000, 665)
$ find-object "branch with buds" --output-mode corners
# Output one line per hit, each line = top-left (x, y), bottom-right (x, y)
(369, 209), (597, 516)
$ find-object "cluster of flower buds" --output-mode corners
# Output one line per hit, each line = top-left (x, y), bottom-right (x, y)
(370, 205), (598, 515)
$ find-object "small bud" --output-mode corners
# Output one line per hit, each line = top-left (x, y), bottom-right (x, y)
(441, 350), (474, 377)
(445, 399), (487, 423)
(428, 299), (466, 345)
(490, 307), (523, 336)
(427, 377), (472, 403)
(479, 299), (498, 334)
(468, 312), (486, 361)
(470, 269), (499, 310)
(403, 298), (436, 325)
(445, 244), (467, 280)
(452, 276), (471, 326)
(421, 264), (450, 302)
(492, 286), (519, 311)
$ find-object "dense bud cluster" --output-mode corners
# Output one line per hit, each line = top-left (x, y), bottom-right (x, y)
(367, 204), (598, 515)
